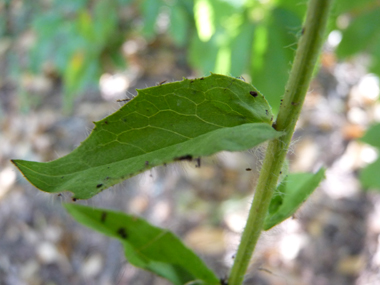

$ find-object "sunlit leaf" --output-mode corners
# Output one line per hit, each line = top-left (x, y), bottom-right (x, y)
(12, 73), (282, 199)
(65, 204), (220, 285)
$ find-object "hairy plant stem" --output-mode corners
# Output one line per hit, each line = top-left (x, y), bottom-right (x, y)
(228, 0), (334, 284)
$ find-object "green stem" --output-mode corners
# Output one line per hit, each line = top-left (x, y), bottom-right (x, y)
(228, 0), (334, 284)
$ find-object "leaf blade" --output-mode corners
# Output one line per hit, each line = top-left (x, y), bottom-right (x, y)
(263, 168), (326, 230)
(12, 73), (283, 199)
(64, 204), (220, 285)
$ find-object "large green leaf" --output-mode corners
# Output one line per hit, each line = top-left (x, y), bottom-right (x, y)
(64, 204), (220, 285)
(263, 168), (326, 230)
(12, 73), (282, 199)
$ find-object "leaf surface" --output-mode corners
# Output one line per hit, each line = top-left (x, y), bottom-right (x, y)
(264, 168), (325, 230)
(360, 158), (380, 190)
(360, 123), (380, 148)
(12, 73), (282, 199)
(64, 204), (220, 285)
(336, 8), (380, 58)
(359, 123), (380, 190)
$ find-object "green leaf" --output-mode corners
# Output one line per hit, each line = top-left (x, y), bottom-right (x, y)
(360, 158), (380, 190)
(169, 4), (190, 46)
(263, 168), (326, 230)
(188, 32), (219, 74)
(140, 0), (162, 38)
(230, 20), (255, 76)
(334, 0), (377, 14)
(12, 74), (282, 199)
(360, 123), (380, 148)
(336, 8), (380, 58)
(250, 7), (301, 114)
(64, 204), (220, 285)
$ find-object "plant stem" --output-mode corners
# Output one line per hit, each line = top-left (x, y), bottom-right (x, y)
(228, 0), (334, 284)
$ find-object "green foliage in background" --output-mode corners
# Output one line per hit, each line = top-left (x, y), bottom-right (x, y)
(332, 0), (380, 190)
(4, 0), (380, 115)
(335, 0), (380, 75)
(29, 0), (130, 111)
(190, 0), (306, 113)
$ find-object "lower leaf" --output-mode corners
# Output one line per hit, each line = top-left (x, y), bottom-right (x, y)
(64, 204), (220, 285)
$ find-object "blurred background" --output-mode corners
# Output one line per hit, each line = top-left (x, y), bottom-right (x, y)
(1, 0), (380, 284)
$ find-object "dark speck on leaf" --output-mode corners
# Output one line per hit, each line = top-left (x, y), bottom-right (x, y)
(265, 110), (268, 115)
(101, 212), (107, 223)
(104, 121), (108, 124)
(250, 91), (258, 97)
(200, 77), (204, 80)
(246, 168), (252, 171)
(72, 198), (77, 202)
(174, 155), (193, 161)
(145, 161), (149, 166)
(97, 184), (103, 188)
(117, 228), (128, 239)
